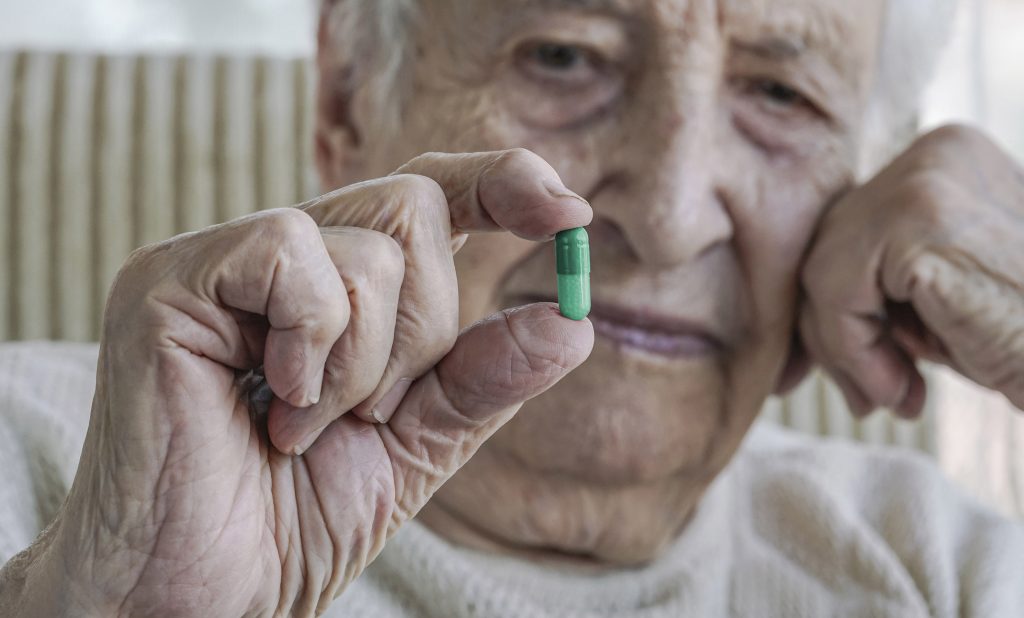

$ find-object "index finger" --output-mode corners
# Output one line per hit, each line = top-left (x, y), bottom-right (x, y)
(394, 148), (593, 241)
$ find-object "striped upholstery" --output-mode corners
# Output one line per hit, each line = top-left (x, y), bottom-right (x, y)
(0, 51), (316, 342)
(3, 50), (1022, 518)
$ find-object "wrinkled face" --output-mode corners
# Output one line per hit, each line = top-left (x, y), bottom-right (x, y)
(318, 0), (884, 563)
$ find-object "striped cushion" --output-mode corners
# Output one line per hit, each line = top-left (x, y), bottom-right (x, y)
(0, 51), (316, 342)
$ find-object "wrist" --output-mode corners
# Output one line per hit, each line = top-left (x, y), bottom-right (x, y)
(0, 521), (109, 617)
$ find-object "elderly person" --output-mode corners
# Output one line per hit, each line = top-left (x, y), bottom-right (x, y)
(2, 0), (1024, 615)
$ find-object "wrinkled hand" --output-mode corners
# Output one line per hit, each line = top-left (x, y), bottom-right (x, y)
(800, 125), (1024, 417)
(42, 150), (593, 616)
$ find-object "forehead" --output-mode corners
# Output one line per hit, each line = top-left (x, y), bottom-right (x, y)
(447, 0), (884, 63)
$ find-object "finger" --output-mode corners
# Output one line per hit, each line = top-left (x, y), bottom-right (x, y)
(803, 301), (924, 414)
(188, 209), (350, 408)
(368, 151), (591, 419)
(801, 209), (926, 415)
(887, 300), (955, 366)
(301, 150), (593, 427)
(305, 177), (463, 424)
(380, 303), (593, 521)
(831, 369), (876, 419)
(394, 149), (593, 241)
(267, 227), (405, 454)
(798, 305), (875, 417)
(888, 252), (1024, 409)
(895, 369), (927, 419)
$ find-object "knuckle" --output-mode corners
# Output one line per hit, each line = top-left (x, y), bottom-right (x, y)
(422, 307), (460, 351)
(488, 148), (556, 185)
(321, 292), (351, 332)
(362, 230), (407, 285)
(386, 173), (450, 225)
(899, 170), (957, 221)
(120, 242), (159, 276)
(496, 147), (546, 171)
(400, 151), (444, 172)
(919, 123), (986, 152)
(261, 207), (319, 243)
(109, 239), (175, 298)
(103, 237), (188, 332)
(105, 248), (155, 318)
(388, 173), (447, 206)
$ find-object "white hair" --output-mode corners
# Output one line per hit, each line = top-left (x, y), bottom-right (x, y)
(322, 0), (957, 174)
(321, 0), (419, 140)
(860, 0), (958, 175)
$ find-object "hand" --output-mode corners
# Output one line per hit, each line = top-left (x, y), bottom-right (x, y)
(16, 150), (593, 616)
(800, 125), (1024, 418)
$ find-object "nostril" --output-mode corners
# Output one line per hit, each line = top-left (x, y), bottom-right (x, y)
(585, 217), (635, 261)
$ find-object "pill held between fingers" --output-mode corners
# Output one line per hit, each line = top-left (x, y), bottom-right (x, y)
(555, 227), (591, 321)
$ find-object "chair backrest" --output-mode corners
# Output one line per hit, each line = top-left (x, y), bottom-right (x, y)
(0, 50), (316, 342)
(0, 49), (936, 455)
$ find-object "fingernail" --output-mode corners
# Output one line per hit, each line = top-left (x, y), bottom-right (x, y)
(371, 379), (413, 424)
(543, 180), (588, 205)
(293, 426), (325, 456)
(305, 373), (323, 408)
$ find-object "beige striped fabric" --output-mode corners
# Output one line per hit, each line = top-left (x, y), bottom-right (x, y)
(0, 50), (316, 342)
(0, 49), (937, 458)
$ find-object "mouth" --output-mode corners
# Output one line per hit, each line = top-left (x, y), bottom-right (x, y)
(514, 295), (724, 359)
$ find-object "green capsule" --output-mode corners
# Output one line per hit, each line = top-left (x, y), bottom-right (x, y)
(555, 227), (591, 320)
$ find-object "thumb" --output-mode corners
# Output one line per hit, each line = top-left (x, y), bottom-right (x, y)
(379, 302), (593, 521)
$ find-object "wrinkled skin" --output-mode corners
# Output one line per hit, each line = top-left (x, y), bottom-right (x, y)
(801, 125), (1024, 417)
(0, 153), (595, 616)
(2, 0), (1024, 617)
(319, 0), (887, 563)
(317, 0), (1024, 566)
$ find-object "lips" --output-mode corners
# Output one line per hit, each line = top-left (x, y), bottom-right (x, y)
(512, 295), (723, 359)
(587, 302), (723, 358)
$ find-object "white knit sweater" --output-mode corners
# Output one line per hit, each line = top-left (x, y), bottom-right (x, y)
(1, 342), (1022, 617)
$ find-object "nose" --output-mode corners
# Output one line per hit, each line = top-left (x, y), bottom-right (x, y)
(590, 102), (733, 268)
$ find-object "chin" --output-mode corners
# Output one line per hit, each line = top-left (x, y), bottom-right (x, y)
(488, 337), (734, 485)
(424, 337), (775, 565)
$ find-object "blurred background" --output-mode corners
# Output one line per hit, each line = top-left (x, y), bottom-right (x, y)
(0, 0), (1021, 517)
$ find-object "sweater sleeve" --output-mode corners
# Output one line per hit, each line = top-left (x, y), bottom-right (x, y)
(0, 342), (98, 563)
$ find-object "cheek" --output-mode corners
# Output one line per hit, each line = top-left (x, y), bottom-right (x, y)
(734, 160), (844, 333)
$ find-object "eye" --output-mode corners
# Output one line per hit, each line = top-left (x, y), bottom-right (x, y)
(516, 41), (602, 88)
(533, 43), (584, 70)
(745, 78), (819, 115)
(755, 80), (804, 106)
(505, 36), (624, 130)
(728, 75), (832, 154)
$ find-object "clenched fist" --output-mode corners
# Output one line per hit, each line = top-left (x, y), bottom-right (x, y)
(7, 150), (593, 617)
(801, 125), (1024, 417)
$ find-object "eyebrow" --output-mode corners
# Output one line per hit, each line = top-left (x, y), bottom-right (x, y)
(732, 37), (807, 60)
(514, 0), (626, 12)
